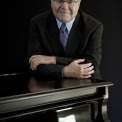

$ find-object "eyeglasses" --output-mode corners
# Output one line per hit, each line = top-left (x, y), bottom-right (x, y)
(54, 0), (79, 5)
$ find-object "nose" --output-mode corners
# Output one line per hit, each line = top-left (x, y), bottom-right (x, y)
(61, 1), (69, 7)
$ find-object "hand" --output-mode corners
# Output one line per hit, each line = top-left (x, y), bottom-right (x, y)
(29, 55), (56, 70)
(63, 59), (94, 79)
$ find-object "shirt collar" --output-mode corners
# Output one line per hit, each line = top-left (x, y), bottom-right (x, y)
(56, 18), (75, 33)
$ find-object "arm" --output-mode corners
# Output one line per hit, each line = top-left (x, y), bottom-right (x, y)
(46, 23), (103, 79)
(28, 19), (74, 78)
(28, 19), (74, 65)
(28, 18), (102, 79)
(29, 55), (94, 79)
(83, 24), (104, 79)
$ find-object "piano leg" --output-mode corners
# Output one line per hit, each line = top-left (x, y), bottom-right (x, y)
(94, 98), (111, 122)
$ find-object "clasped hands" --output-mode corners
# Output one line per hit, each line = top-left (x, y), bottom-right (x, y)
(29, 55), (94, 79)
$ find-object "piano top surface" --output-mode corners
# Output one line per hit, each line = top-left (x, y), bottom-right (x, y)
(0, 72), (113, 98)
(0, 72), (114, 116)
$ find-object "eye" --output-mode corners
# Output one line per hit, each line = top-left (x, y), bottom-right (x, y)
(54, 0), (79, 5)
(56, 0), (62, 2)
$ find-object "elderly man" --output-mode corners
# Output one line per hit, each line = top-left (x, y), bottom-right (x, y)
(28, 0), (103, 79)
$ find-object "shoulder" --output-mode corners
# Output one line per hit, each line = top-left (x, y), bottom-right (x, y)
(30, 11), (53, 25)
(81, 11), (103, 26)
(78, 11), (103, 33)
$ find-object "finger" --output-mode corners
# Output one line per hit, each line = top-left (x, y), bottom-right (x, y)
(84, 66), (94, 73)
(29, 58), (31, 63)
(82, 63), (92, 69)
(74, 59), (85, 64)
(29, 55), (39, 63)
(84, 70), (94, 76)
(29, 56), (35, 63)
(87, 70), (94, 75)
(31, 61), (35, 70)
(30, 59), (37, 70)
(30, 61), (33, 70)
(33, 62), (38, 70)
(88, 66), (94, 71)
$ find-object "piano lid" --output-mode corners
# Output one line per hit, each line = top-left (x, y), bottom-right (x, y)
(0, 72), (113, 98)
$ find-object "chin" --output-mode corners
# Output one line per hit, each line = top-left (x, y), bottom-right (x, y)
(59, 17), (71, 23)
(58, 14), (71, 22)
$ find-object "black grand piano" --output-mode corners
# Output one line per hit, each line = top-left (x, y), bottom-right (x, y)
(0, 72), (113, 122)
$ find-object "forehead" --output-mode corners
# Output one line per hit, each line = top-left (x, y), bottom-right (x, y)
(52, 0), (80, 1)
(56, 0), (75, 1)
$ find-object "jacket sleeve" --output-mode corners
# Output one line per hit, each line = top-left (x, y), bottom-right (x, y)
(83, 23), (104, 79)
(28, 19), (74, 78)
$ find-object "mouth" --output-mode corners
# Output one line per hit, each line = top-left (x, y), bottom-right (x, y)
(59, 11), (71, 14)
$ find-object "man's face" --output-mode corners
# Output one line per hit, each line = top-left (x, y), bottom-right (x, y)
(51, 0), (81, 23)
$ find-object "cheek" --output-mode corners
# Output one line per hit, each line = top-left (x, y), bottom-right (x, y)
(53, 6), (60, 13)
(51, 3), (59, 13)
(52, 7), (58, 16)
(72, 7), (79, 15)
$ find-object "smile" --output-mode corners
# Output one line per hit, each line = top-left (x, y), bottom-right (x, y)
(59, 12), (71, 14)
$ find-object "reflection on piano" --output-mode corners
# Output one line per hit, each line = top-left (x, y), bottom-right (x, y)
(0, 72), (113, 121)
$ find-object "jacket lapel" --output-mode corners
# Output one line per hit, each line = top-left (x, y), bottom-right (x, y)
(46, 12), (86, 57)
(46, 13), (65, 56)
(65, 13), (85, 58)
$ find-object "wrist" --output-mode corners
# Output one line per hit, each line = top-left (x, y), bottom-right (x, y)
(51, 56), (56, 64)
(63, 66), (69, 78)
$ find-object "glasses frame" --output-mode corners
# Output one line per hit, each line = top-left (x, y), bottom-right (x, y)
(53, 0), (79, 5)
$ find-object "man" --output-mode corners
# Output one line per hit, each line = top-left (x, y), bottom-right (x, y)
(28, 0), (103, 79)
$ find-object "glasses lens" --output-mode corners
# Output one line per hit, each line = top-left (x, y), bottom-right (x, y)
(68, 0), (75, 2)
(55, 0), (78, 3)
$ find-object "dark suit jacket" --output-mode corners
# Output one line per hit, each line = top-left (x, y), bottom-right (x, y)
(28, 10), (103, 79)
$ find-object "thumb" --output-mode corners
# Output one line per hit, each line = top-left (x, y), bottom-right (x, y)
(74, 59), (85, 64)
